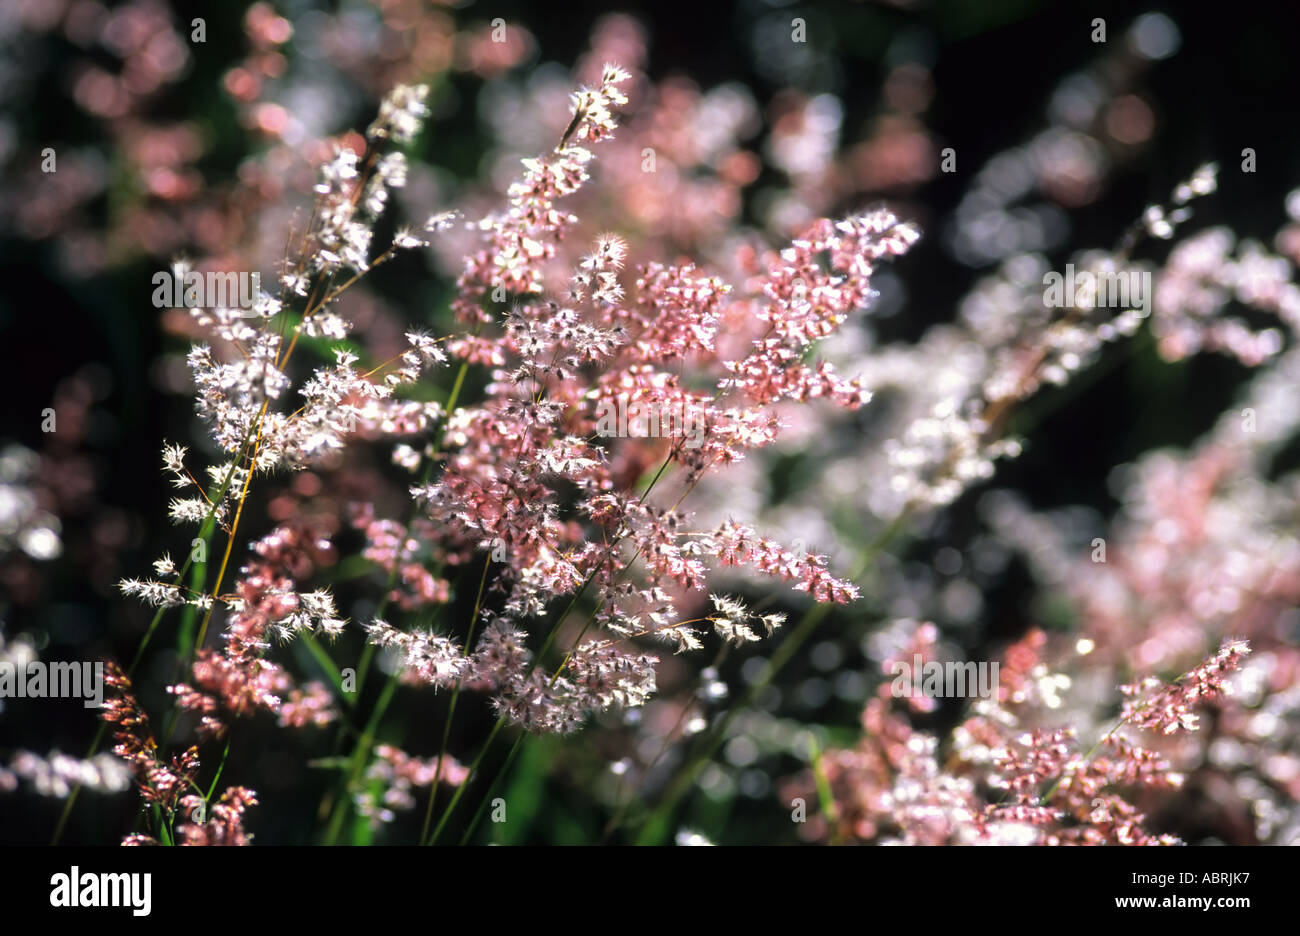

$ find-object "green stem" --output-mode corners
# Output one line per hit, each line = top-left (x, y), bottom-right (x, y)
(1038, 716), (1128, 806)
(421, 554), (492, 845)
(323, 670), (400, 844)
(632, 509), (912, 844)
(426, 719), (505, 845)
(317, 353), (473, 836)
(635, 601), (832, 844)
(460, 734), (524, 845)
(808, 733), (843, 846)
(300, 632), (349, 699)
(205, 738), (233, 800)
(52, 437), (252, 846)
(444, 437), (696, 845)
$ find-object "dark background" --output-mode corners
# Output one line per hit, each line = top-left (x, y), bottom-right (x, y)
(1, 0), (1297, 844)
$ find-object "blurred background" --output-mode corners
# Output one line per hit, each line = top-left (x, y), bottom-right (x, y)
(2, 0), (1298, 845)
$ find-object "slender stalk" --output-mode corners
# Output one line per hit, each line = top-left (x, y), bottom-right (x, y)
(430, 433), (708, 843)
(808, 734), (844, 846)
(634, 601), (832, 844)
(205, 738), (233, 801)
(1038, 716), (1129, 806)
(52, 427), (259, 845)
(631, 508), (913, 844)
(425, 719), (505, 845)
(418, 573), (598, 846)
(353, 355), (470, 701)
(600, 659), (709, 843)
(192, 404), (268, 659)
(459, 734), (524, 845)
(421, 553), (492, 845)
(317, 355), (473, 838)
(322, 670), (400, 844)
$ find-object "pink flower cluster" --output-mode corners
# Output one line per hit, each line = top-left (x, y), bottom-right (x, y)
(356, 745), (468, 828)
(1120, 640), (1252, 734)
(166, 521), (340, 739)
(101, 663), (199, 815)
(789, 632), (1249, 846)
(104, 59), (922, 845)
